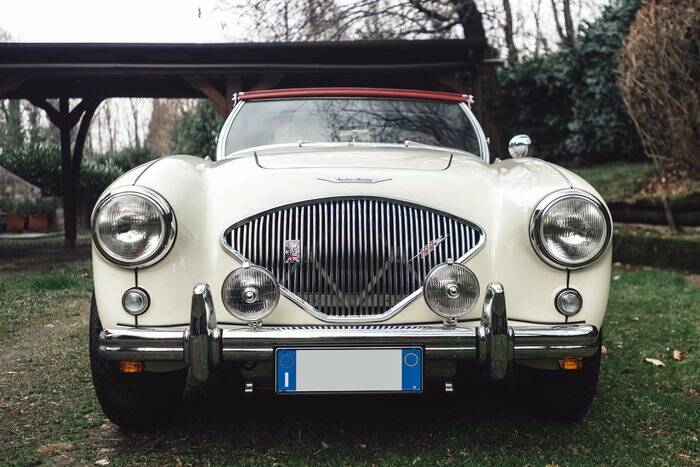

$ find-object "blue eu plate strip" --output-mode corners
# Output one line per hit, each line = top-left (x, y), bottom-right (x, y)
(401, 348), (422, 391)
(276, 349), (297, 392)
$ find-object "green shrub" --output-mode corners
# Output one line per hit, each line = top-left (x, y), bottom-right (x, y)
(0, 143), (151, 210)
(170, 100), (223, 157)
(0, 142), (62, 195)
(80, 157), (123, 206)
(499, 0), (642, 164)
(102, 146), (152, 172)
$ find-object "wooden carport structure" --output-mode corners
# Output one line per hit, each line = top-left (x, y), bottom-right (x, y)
(0, 39), (488, 248)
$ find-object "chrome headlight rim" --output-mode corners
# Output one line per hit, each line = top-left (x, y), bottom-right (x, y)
(90, 186), (177, 269)
(221, 263), (280, 322)
(530, 189), (612, 270)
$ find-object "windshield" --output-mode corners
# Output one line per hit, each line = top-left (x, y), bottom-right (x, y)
(224, 98), (481, 156)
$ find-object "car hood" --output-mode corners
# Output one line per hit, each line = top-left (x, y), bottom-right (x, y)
(127, 148), (587, 237)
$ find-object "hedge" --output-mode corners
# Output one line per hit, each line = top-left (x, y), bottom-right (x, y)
(0, 143), (151, 208)
(499, 0), (642, 165)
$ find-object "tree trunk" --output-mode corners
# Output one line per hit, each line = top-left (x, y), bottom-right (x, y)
(130, 98), (141, 149)
(551, 0), (575, 46)
(562, 0), (575, 45)
(453, 0), (506, 157)
(502, 0), (517, 61)
(456, 0), (486, 43)
(6, 99), (23, 146)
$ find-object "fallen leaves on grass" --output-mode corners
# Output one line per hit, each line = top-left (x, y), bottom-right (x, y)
(569, 444), (591, 455)
(673, 350), (684, 361)
(37, 442), (73, 455)
(95, 459), (110, 466)
(644, 358), (665, 367)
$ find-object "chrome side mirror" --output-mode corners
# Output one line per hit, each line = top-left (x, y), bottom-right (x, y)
(508, 135), (532, 158)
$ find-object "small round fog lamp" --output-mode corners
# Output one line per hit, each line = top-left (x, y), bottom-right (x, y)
(222, 264), (280, 322)
(555, 288), (582, 316)
(122, 287), (150, 315)
(424, 262), (479, 319)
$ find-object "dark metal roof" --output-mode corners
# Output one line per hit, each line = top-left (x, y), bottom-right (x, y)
(0, 40), (485, 99)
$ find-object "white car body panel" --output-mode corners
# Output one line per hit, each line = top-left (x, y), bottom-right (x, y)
(92, 147), (611, 331)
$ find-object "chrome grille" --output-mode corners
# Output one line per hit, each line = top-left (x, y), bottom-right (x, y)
(223, 198), (483, 320)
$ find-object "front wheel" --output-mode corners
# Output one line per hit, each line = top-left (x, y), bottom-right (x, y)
(515, 335), (602, 422)
(89, 294), (187, 429)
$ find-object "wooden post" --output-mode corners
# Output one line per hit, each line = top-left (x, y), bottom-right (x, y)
(29, 97), (101, 249)
(184, 77), (228, 117)
(58, 99), (76, 249)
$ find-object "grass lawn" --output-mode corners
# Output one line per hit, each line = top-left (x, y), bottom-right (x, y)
(0, 261), (698, 465)
(572, 162), (655, 202)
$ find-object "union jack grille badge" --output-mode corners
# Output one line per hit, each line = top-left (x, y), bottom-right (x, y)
(284, 239), (301, 264)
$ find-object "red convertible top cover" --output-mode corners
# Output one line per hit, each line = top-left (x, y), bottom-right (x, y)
(239, 87), (471, 103)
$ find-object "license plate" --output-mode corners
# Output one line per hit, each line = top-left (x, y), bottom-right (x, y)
(275, 347), (422, 393)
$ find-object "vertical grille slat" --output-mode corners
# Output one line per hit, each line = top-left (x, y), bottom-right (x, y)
(225, 198), (482, 319)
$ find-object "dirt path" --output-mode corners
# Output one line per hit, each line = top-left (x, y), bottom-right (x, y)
(0, 246), (91, 273)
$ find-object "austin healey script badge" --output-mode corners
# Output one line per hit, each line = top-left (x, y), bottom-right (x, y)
(284, 239), (302, 264)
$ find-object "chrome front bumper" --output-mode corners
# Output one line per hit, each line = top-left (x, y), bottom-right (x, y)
(98, 283), (599, 382)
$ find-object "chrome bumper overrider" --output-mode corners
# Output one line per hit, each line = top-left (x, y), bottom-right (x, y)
(98, 283), (599, 382)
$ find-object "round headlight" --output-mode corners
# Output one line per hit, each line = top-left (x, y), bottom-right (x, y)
(92, 188), (176, 268)
(424, 262), (479, 319)
(530, 190), (611, 269)
(222, 264), (280, 322)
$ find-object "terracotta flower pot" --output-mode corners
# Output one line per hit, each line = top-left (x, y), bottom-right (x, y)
(28, 214), (50, 232)
(6, 214), (26, 233)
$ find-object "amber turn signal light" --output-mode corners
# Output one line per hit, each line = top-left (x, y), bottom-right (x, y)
(558, 357), (583, 370)
(119, 361), (144, 374)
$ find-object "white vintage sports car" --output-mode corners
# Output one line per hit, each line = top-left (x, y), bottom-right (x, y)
(90, 88), (611, 428)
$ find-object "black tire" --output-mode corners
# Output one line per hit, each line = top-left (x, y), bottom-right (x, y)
(89, 294), (187, 429)
(515, 334), (602, 422)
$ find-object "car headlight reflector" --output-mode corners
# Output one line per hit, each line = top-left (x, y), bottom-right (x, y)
(424, 262), (479, 319)
(531, 190), (611, 269)
(222, 264), (280, 322)
(92, 188), (176, 268)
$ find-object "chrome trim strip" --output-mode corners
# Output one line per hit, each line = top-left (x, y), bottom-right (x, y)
(215, 100), (246, 161)
(219, 197), (486, 323)
(529, 189), (613, 270)
(459, 102), (490, 163)
(98, 323), (599, 363)
(90, 185), (177, 269)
